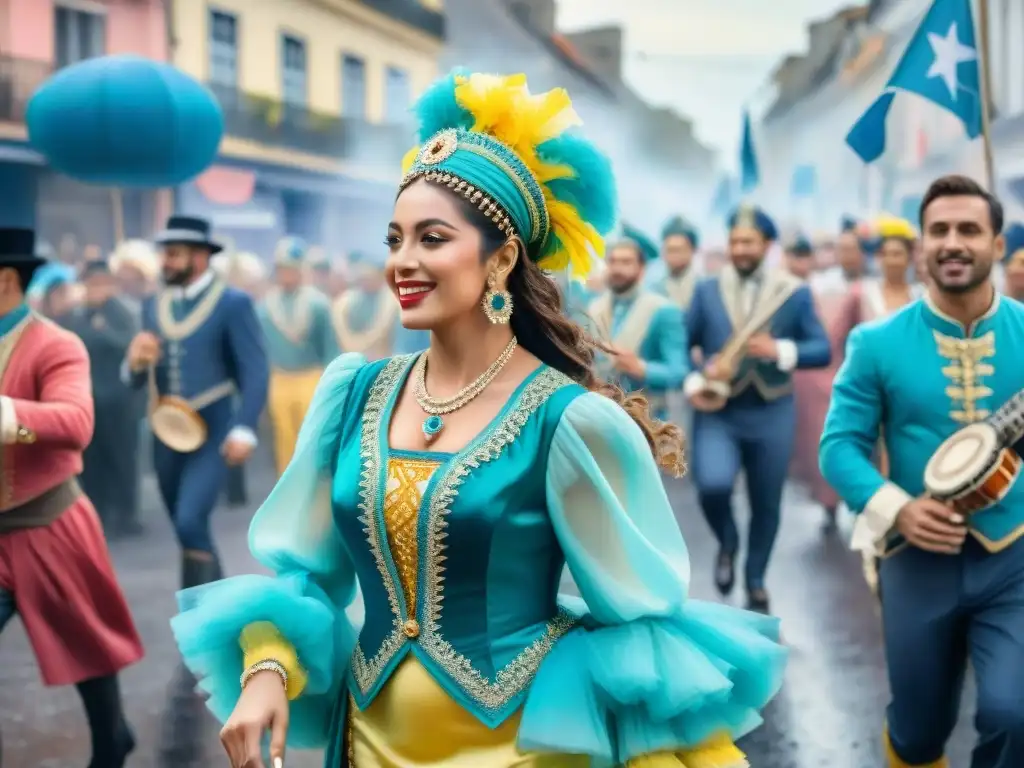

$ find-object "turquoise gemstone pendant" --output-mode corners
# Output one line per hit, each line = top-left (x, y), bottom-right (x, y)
(422, 414), (444, 441)
(490, 293), (506, 311)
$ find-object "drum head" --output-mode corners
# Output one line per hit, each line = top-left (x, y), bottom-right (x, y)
(925, 422), (999, 497)
(151, 402), (207, 453)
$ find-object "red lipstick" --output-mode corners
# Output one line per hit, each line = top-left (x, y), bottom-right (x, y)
(396, 280), (435, 309)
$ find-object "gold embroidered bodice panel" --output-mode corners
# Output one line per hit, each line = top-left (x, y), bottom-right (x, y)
(934, 330), (996, 424)
(383, 456), (441, 608)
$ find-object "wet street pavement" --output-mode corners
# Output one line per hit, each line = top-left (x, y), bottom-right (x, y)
(0, 455), (976, 767)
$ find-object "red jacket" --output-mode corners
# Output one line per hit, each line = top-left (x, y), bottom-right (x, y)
(0, 317), (94, 510)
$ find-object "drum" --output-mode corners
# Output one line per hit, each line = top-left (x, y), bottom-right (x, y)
(150, 395), (208, 453)
(924, 422), (1022, 515)
(146, 365), (208, 453)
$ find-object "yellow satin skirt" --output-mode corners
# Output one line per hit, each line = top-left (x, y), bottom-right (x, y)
(345, 657), (748, 768)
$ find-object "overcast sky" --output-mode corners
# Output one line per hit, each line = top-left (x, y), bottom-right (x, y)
(555, 0), (861, 166)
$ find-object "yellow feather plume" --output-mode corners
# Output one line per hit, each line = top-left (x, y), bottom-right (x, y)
(874, 215), (917, 241)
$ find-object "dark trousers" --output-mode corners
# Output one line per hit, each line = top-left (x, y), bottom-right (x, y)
(690, 395), (796, 591)
(880, 537), (1024, 767)
(81, 398), (140, 533)
(152, 401), (232, 556)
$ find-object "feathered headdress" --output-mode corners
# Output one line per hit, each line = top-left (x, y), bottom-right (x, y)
(400, 71), (616, 280)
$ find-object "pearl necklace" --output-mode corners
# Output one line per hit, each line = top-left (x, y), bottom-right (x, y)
(413, 337), (518, 442)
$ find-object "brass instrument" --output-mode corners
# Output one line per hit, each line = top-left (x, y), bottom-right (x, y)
(695, 282), (799, 412)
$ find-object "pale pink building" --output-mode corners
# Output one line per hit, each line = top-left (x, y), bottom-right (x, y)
(0, 0), (171, 255)
(0, 0), (168, 66)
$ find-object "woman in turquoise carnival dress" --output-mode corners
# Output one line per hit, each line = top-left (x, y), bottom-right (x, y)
(171, 71), (787, 768)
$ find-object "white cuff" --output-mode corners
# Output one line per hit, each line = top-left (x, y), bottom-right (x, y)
(850, 482), (913, 555)
(227, 426), (258, 447)
(683, 372), (708, 397)
(0, 396), (17, 444)
(775, 339), (798, 372)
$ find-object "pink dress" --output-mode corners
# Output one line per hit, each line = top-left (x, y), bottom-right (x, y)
(791, 279), (920, 508)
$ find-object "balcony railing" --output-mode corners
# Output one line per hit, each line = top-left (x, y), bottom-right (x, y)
(209, 83), (415, 167)
(0, 57), (55, 123)
(361, 0), (445, 39)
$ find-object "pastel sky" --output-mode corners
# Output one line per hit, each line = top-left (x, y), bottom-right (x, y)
(555, 0), (860, 166)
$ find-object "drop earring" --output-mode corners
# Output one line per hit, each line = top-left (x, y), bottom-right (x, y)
(482, 276), (513, 324)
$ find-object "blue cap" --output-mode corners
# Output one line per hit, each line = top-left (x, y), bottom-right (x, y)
(350, 250), (388, 271)
(788, 235), (813, 256)
(274, 236), (307, 266)
(661, 216), (700, 248)
(728, 204), (778, 241)
(840, 215), (860, 233)
(617, 223), (659, 262)
(27, 262), (76, 300)
(1004, 222), (1024, 263)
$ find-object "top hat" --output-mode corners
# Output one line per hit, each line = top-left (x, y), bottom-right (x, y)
(154, 215), (223, 254)
(0, 228), (44, 268)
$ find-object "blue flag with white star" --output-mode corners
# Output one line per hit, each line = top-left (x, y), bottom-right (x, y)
(847, 0), (981, 163)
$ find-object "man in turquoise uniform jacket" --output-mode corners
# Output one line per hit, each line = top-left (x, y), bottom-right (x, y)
(258, 236), (338, 475)
(685, 205), (830, 613)
(587, 224), (688, 420)
(651, 215), (700, 312)
(821, 175), (1024, 768)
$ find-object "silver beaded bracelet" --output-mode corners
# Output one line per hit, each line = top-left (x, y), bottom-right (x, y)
(240, 659), (289, 691)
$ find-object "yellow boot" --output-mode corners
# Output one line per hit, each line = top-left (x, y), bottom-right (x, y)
(883, 728), (948, 768)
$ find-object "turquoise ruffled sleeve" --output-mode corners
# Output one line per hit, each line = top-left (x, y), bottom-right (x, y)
(170, 353), (366, 748)
(519, 391), (787, 765)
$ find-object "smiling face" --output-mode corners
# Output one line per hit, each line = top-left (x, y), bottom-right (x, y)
(922, 194), (1002, 294)
(386, 179), (513, 331)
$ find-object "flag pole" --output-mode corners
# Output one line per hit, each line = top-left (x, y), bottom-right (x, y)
(975, 0), (996, 191)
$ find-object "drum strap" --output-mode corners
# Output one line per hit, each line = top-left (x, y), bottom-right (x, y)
(147, 367), (236, 413)
(0, 478), (81, 531)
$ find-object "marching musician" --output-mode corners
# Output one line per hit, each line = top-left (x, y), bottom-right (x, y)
(331, 251), (401, 360)
(1002, 222), (1024, 303)
(122, 215), (269, 589)
(258, 236), (338, 475)
(685, 205), (830, 613)
(821, 175), (1024, 768)
(587, 224), (688, 421)
(0, 228), (142, 768)
(652, 215), (701, 311)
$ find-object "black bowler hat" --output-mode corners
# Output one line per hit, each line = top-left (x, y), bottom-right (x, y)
(154, 215), (223, 254)
(0, 228), (45, 269)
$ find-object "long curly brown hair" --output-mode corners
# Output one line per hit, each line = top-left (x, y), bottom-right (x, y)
(443, 185), (687, 477)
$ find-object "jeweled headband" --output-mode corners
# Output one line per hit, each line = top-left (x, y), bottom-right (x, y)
(398, 71), (617, 280)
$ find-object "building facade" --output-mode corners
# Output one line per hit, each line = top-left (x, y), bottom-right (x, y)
(756, 0), (1024, 232)
(0, 0), (170, 255)
(170, 0), (445, 256)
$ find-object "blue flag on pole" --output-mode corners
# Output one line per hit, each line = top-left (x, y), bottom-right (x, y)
(710, 175), (737, 218)
(740, 110), (760, 192)
(847, 0), (981, 163)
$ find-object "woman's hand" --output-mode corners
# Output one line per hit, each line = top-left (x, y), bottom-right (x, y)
(220, 671), (289, 767)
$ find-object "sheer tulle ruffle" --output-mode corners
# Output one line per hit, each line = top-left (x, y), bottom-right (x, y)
(518, 598), (785, 766)
(172, 572), (356, 748)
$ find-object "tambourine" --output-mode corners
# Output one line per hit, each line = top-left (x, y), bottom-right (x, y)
(147, 367), (208, 453)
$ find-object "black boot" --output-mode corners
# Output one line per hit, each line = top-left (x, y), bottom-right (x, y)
(157, 663), (212, 768)
(746, 587), (771, 614)
(714, 550), (736, 596)
(76, 674), (136, 768)
(181, 552), (222, 590)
